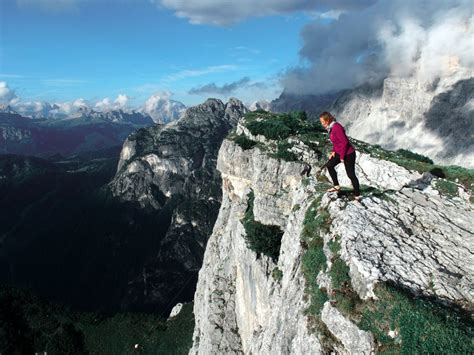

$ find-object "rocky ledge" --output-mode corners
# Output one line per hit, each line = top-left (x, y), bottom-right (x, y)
(190, 111), (473, 354)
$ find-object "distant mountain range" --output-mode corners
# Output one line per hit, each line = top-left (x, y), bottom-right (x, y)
(140, 94), (187, 123)
(8, 95), (188, 124)
(0, 98), (247, 316)
(0, 105), (155, 157)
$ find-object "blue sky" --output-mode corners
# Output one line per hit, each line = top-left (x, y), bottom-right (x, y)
(0, 0), (327, 107)
(1, 1), (469, 111)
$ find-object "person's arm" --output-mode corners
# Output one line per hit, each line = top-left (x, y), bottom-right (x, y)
(334, 124), (349, 161)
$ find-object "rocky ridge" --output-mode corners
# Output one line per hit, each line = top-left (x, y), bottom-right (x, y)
(108, 98), (248, 311)
(330, 74), (474, 168)
(190, 111), (473, 354)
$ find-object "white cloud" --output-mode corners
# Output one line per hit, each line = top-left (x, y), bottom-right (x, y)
(141, 91), (187, 123)
(114, 94), (129, 108)
(12, 98), (91, 118)
(378, 5), (474, 83)
(155, 0), (375, 25)
(94, 94), (130, 111)
(188, 77), (253, 95)
(0, 81), (19, 104)
(282, 0), (474, 95)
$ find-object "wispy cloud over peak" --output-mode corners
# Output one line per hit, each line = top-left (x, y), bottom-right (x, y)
(188, 76), (269, 95)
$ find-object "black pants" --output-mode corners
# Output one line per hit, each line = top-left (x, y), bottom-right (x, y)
(326, 151), (360, 196)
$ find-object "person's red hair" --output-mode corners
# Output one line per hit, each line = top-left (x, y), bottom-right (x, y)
(319, 111), (335, 124)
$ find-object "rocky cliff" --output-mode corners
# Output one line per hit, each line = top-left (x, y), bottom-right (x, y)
(269, 72), (473, 168)
(331, 74), (474, 168)
(190, 111), (473, 354)
(109, 98), (248, 311)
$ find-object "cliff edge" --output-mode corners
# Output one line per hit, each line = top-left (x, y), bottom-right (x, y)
(190, 111), (473, 354)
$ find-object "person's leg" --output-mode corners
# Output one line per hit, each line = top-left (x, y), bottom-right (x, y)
(326, 154), (341, 187)
(344, 151), (360, 196)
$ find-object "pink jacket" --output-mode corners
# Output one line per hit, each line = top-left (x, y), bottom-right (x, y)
(329, 122), (355, 160)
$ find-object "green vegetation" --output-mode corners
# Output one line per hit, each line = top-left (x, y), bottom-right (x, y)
(434, 179), (459, 198)
(233, 134), (257, 150)
(301, 195), (331, 318)
(358, 284), (473, 354)
(272, 267), (283, 282)
(352, 139), (474, 197)
(395, 149), (434, 164)
(239, 110), (473, 199)
(325, 237), (474, 354)
(327, 238), (360, 316)
(0, 286), (195, 355)
(246, 117), (293, 140)
(241, 191), (283, 262)
(273, 141), (298, 161)
(237, 110), (332, 167)
(243, 110), (324, 143)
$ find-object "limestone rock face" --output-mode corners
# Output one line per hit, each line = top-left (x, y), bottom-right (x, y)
(321, 303), (374, 354)
(111, 98), (247, 209)
(191, 140), (321, 354)
(331, 75), (474, 167)
(270, 73), (473, 167)
(190, 131), (473, 353)
(109, 98), (247, 311)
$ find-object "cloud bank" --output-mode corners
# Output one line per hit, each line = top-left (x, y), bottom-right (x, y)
(0, 82), (19, 104)
(0, 81), (188, 122)
(189, 77), (253, 95)
(281, 0), (474, 95)
(94, 94), (130, 111)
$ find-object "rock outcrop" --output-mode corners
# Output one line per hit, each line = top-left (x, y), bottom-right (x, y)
(331, 74), (474, 168)
(270, 72), (473, 168)
(109, 98), (248, 311)
(190, 112), (473, 354)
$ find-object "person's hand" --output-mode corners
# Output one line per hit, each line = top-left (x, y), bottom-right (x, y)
(329, 152), (336, 158)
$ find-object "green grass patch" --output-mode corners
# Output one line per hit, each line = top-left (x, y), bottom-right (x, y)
(327, 238), (361, 316)
(301, 196), (332, 318)
(395, 149), (434, 164)
(243, 111), (311, 141)
(358, 283), (474, 354)
(273, 141), (298, 161)
(320, 210), (473, 355)
(233, 134), (257, 150)
(272, 267), (283, 282)
(352, 139), (474, 196)
(242, 191), (283, 262)
(328, 238), (341, 255)
(434, 179), (459, 198)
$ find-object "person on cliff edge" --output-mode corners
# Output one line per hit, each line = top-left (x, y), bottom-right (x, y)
(319, 111), (361, 201)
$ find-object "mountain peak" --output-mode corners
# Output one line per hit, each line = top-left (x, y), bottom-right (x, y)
(0, 104), (18, 114)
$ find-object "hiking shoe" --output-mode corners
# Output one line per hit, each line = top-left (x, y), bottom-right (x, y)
(327, 186), (341, 193)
